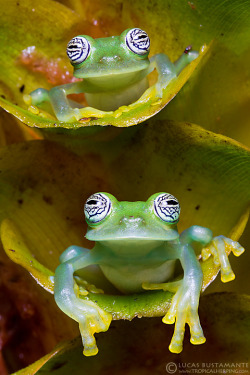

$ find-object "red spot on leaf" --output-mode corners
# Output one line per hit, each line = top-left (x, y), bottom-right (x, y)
(19, 46), (86, 103)
(19, 46), (79, 85)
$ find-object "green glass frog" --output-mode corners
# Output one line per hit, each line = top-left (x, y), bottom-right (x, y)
(25, 28), (198, 122)
(54, 192), (244, 356)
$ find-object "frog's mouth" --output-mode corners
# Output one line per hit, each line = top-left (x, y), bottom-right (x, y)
(85, 228), (179, 242)
(73, 59), (150, 79)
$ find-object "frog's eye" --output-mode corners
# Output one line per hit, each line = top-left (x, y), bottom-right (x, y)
(154, 193), (180, 223)
(126, 28), (150, 55)
(66, 36), (90, 65)
(84, 193), (111, 224)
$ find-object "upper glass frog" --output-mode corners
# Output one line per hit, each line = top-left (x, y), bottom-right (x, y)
(54, 192), (244, 356)
(24, 28), (199, 122)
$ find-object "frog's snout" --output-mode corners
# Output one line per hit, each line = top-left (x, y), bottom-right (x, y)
(99, 55), (122, 64)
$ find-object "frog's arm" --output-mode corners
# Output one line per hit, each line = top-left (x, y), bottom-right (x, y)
(54, 245), (112, 356)
(180, 226), (245, 281)
(143, 226), (212, 353)
(174, 46), (199, 75)
(143, 226), (212, 293)
(163, 241), (205, 354)
(149, 47), (199, 96)
(26, 79), (114, 122)
(26, 81), (89, 122)
(179, 225), (213, 245)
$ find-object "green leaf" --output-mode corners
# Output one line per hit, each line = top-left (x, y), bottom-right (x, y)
(158, 0), (250, 146)
(0, 119), (249, 318)
(0, 47), (207, 129)
(0, 0), (209, 129)
(13, 293), (250, 374)
(1, 0), (248, 133)
(1, 212), (247, 319)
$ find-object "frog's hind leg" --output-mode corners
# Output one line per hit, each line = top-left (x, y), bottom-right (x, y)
(142, 279), (182, 293)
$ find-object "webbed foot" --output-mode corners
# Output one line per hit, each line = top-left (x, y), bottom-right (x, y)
(54, 253), (112, 356)
(76, 301), (112, 356)
(24, 88), (49, 106)
(142, 279), (182, 293)
(201, 236), (245, 282)
(162, 283), (205, 353)
(55, 286), (112, 356)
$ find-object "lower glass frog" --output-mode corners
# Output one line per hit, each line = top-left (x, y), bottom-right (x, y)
(24, 28), (199, 122)
(54, 192), (244, 355)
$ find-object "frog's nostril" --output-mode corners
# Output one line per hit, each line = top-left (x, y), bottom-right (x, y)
(121, 216), (144, 224)
(99, 55), (122, 64)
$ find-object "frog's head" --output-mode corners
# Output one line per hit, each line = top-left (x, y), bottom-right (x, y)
(66, 28), (150, 80)
(84, 192), (180, 243)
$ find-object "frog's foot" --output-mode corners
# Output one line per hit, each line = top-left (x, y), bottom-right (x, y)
(173, 46), (199, 76)
(162, 285), (205, 353)
(183, 45), (199, 62)
(64, 298), (112, 356)
(201, 236), (245, 283)
(75, 277), (104, 295)
(54, 273), (112, 356)
(142, 279), (182, 293)
(57, 298), (112, 356)
(24, 88), (50, 106)
(24, 89), (113, 122)
(76, 107), (113, 121)
(153, 49), (199, 99)
(23, 92), (57, 120)
(77, 302), (112, 356)
(50, 106), (113, 123)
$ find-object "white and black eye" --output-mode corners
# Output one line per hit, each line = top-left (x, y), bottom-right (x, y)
(154, 193), (180, 223)
(84, 193), (111, 224)
(126, 28), (150, 55)
(66, 36), (90, 65)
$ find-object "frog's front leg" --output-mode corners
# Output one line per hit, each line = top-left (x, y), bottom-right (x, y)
(163, 226), (213, 353)
(24, 88), (50, 106)
(48, 81), (90, 122)
(201, 235), (245, 282)
(25, 81), (84, 121)
(179, 225), (213, 246)
(149, 47), (199, 97)
(163, 242), (205, 353)
(28, 81), (87, 122)
(174, 46), (199, 75)
(54, 246), (112, 356)
(27, 80), (113, 122)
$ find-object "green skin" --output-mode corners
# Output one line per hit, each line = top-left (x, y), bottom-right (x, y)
(54, 193), (244, 356)
(28, 28), (199, 122)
